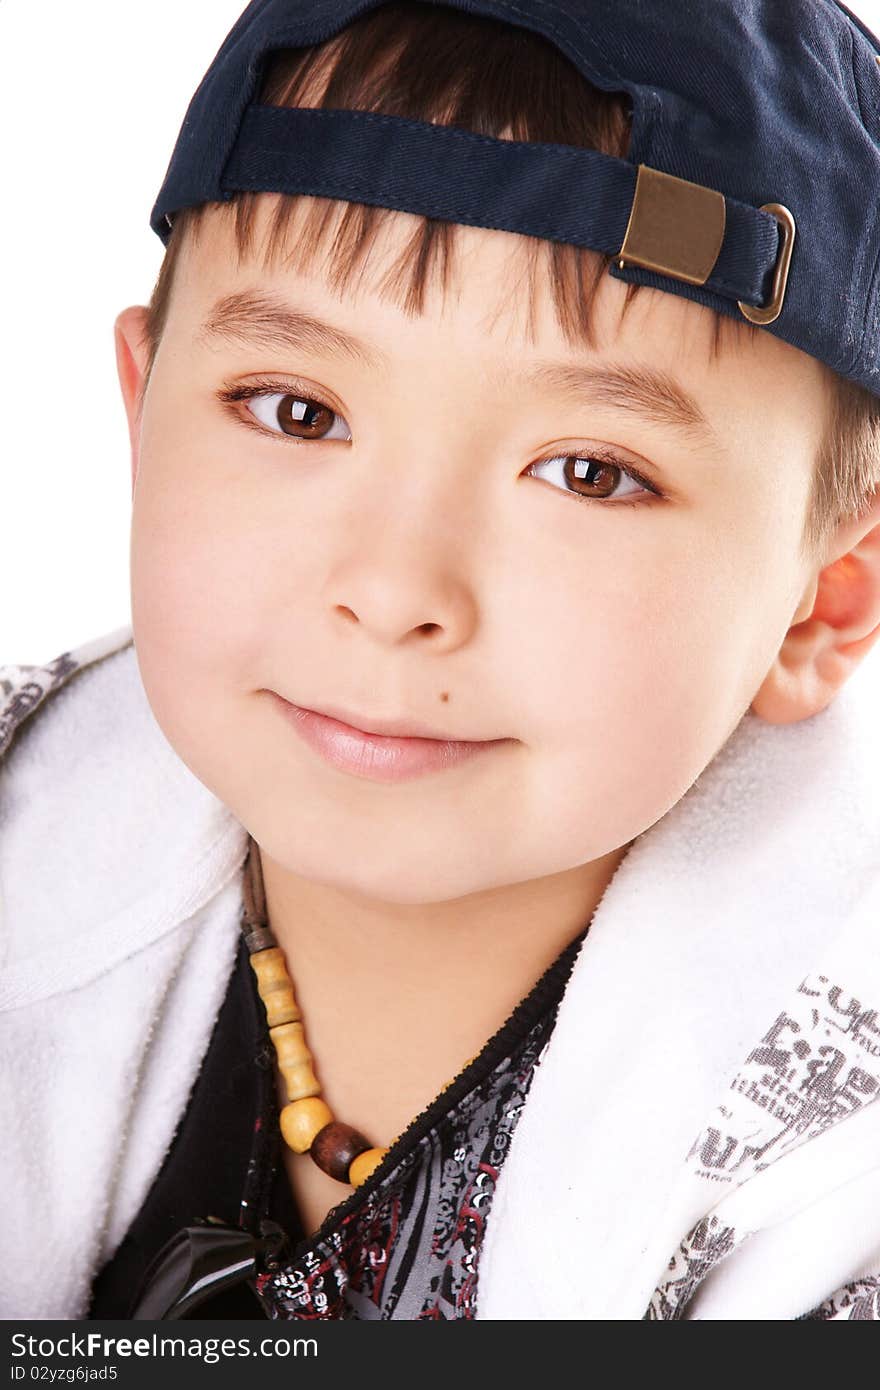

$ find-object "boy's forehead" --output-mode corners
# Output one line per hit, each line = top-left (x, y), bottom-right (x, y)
(179, 200), (709, 359)
(172, 195), (824, 433)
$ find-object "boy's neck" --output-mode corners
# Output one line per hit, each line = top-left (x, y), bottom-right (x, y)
(256, 840), (631, 1147)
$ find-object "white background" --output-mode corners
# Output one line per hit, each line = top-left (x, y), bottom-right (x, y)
(1, 0), (879, 663)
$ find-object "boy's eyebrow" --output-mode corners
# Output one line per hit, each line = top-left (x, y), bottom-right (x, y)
(522, 361), (720, 449)
(198, 291), (387, 370)
(199, 290), (718, 447)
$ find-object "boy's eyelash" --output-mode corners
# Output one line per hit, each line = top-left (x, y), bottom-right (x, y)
(217, 376), (327, 417)
(218, 377), (316, 404)
(215, 379), (664, 507)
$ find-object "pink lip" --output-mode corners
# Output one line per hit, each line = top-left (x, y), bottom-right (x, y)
(270, 694), (512, 782)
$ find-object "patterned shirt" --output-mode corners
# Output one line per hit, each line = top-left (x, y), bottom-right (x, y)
(89, 925), (587, 1320)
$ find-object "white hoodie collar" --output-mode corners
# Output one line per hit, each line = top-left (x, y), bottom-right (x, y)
(478, 646), (880, 1317)
(0, 626), (248, 1010)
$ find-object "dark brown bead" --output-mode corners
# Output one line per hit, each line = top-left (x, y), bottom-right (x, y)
(309, 1121), (372, 1184)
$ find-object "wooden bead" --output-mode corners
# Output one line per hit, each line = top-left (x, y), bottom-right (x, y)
(269, 1021), (321, 1101)
(310, 1121), (371, 1183)
(279, 1097), (334, 1154)
(249, 948), (302, 1028)
(283, 1063), (322, 1101)
(348, 1147), (389, 1188)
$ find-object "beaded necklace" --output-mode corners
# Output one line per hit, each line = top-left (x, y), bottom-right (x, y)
(241, 834), (471, 1190)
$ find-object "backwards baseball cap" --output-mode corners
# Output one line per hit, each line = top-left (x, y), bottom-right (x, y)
(150, 0), (880, 398)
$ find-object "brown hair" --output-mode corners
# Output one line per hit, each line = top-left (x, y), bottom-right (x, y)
(141, 0), (880, 562)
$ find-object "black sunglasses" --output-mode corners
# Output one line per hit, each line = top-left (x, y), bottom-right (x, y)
(128, 1216), (289, 1319)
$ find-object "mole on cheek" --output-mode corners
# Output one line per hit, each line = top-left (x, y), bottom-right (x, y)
(440, 692), (450, 703)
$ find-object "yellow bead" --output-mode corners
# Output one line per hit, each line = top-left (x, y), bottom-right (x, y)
(348, 1147), (390, 1188)
(269, 1021), (311, 1065)
(270, 1021), (321, 1100)
(249, 948), (302, 1028)
(284, 1064), (322, 1101)
(279, 1097), (334, 1154)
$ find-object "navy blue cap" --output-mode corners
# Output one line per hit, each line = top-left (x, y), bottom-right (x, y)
(150, 0), (880, 398)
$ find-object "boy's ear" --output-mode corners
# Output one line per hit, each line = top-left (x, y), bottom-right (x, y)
(751, 487), (880, 724)
(114, 306), (151, 495)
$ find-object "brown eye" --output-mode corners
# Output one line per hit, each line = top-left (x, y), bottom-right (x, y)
(525, 451), (651, 504)
(252, 393), (338, 439)
(564, 456), (621, 499)
(231, 387), (352, 443)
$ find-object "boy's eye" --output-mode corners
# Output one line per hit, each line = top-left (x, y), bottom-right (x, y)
(218, 381), (660, 507)
(219, 383), (353, 442)
(524, 452), (660, 506)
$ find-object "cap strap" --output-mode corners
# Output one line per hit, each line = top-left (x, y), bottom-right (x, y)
(217, 104), (783, 313)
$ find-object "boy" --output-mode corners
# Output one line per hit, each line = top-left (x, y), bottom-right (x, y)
(2, 0), (880, 1320)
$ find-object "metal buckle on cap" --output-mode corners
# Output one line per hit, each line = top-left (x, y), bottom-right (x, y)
(617, 164), (727, 287)
(737, 203), (796, 325)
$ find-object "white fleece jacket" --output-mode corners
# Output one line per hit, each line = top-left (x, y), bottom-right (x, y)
(0, 625), (878, 1321)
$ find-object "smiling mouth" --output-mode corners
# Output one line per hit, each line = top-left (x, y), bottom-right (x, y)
(268, 692), (513, 783)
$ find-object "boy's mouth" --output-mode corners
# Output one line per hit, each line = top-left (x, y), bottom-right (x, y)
(266, 691), (513, 783)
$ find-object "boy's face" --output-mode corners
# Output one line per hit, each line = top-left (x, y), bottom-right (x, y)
(122, 196), (828, 904)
